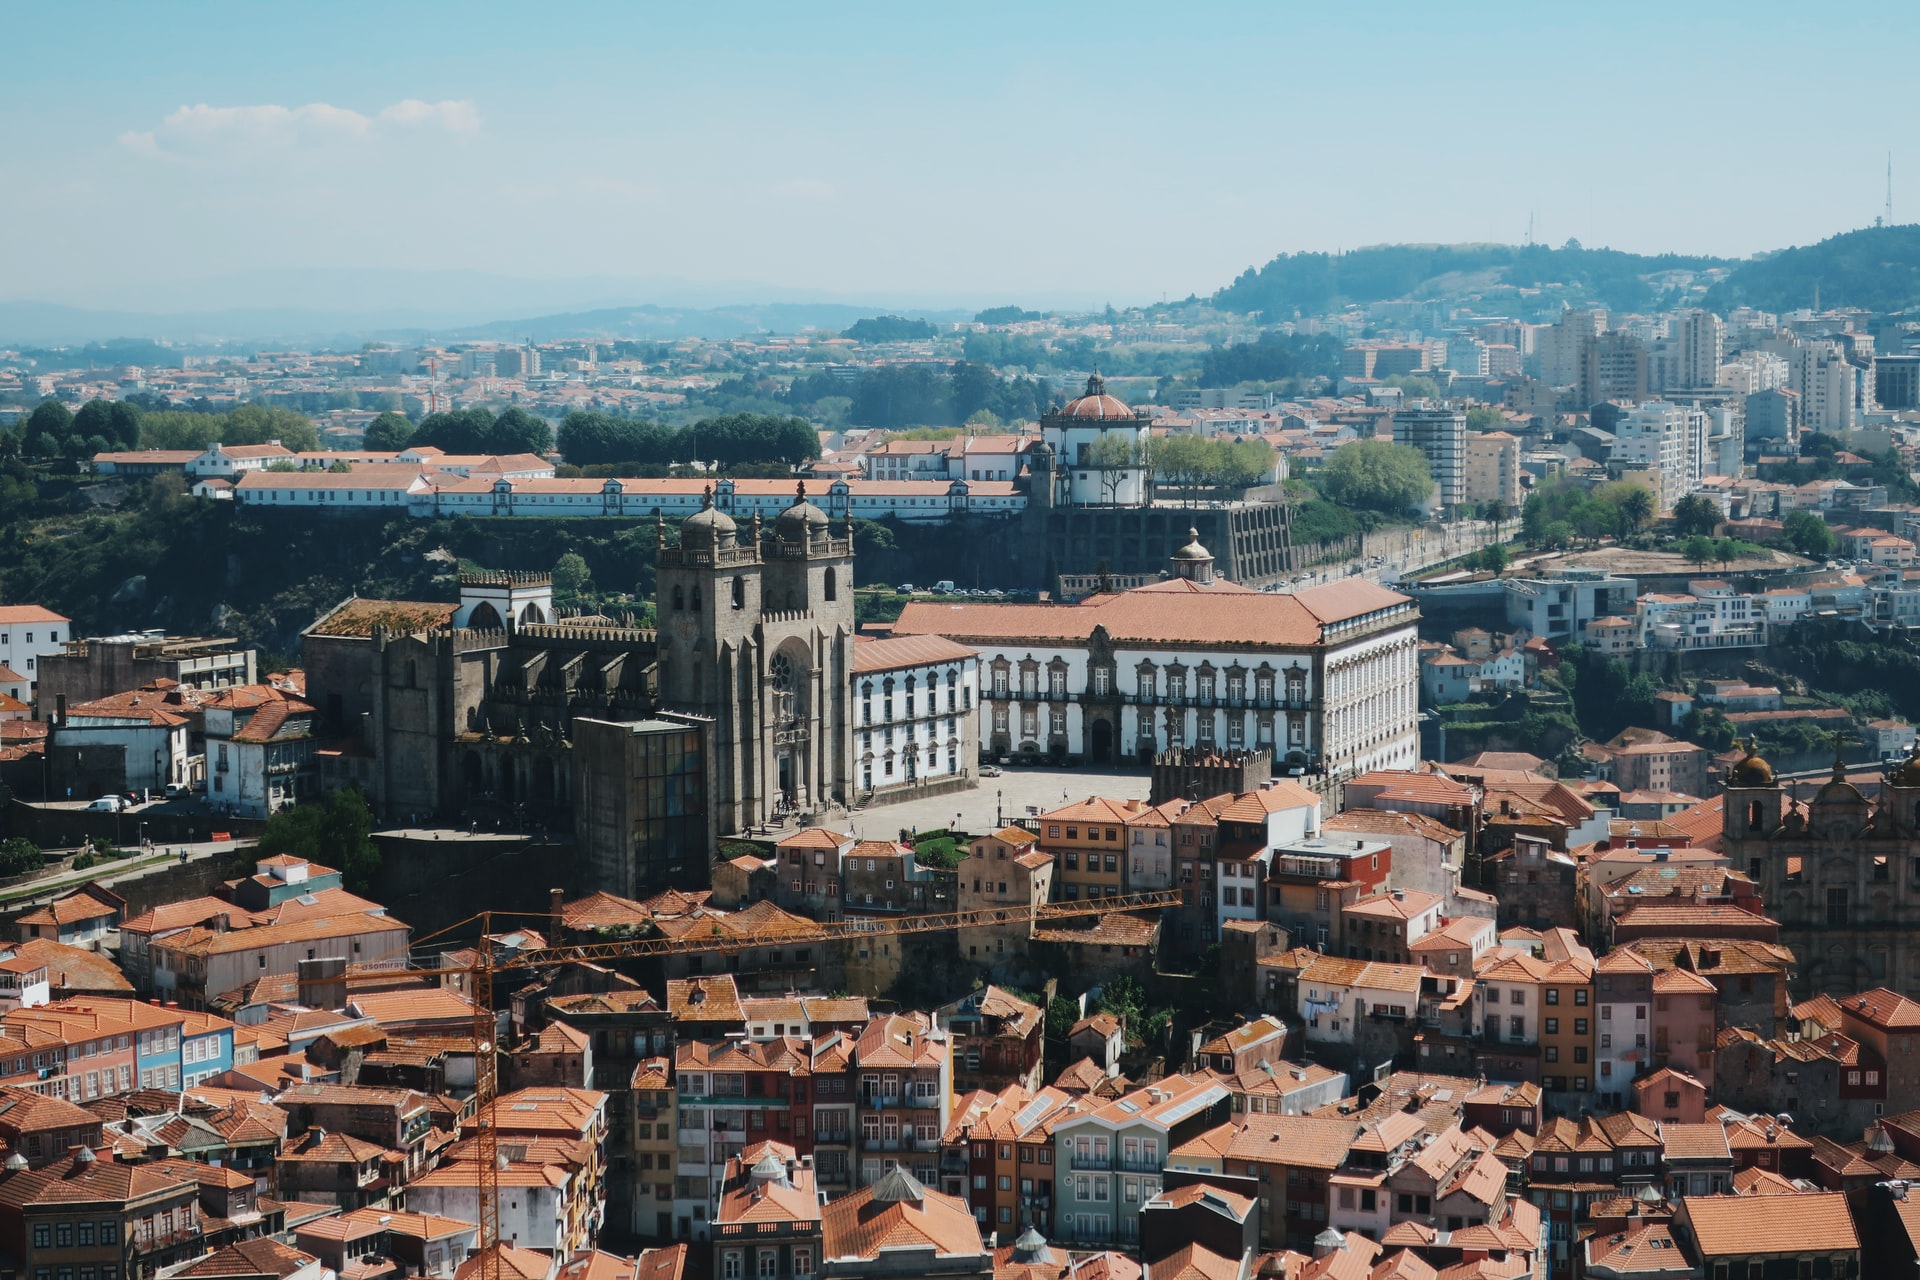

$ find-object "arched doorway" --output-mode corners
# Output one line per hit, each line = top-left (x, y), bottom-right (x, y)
(461, 751), (483, 795)
(1090, 719), (1114, 764)
(468, 601), (503, 630)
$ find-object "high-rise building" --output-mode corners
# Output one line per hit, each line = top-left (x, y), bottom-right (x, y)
(1876, 354), (1920, 410)
(1580, 331), (1650, 407)
(1650, 310), (1726, 392)
(1392, 403), (1466, 510)
(1792, 341), (1858, 433)
(1612, 401), (1707, 511)
(1717, 351), (1790, 397)
(1535, 310), (1605, 386)
(1464, 431), (1522, 511)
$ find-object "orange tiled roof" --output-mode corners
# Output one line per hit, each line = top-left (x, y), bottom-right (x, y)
(1679, 1190), (1857, 1256)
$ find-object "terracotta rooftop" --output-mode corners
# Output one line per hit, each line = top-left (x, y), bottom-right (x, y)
(1679, 1190), (1857, 1256)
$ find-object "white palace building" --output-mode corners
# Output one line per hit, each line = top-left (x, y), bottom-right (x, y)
(890, 530), (1419, 785)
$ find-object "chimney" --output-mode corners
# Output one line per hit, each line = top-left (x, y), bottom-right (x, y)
(550, 887), (565, 941)
(55, 694), (67, 726)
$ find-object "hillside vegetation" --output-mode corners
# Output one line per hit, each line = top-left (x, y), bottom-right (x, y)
(1214, 241), (1728, 318)
(1706, 224), (1920, 314)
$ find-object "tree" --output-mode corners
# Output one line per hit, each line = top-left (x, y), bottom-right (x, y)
(24, 401), (71, 455)
(0, 837), (41, 877)
(363, 411), (415, 452)
(1480, 543), (1510, 576)
(843, 315), (935, 343)
(1145, 433), (1211, 505)
(489, 407), (553, 455)
(1083, 432), (1139, 504)
(225, 404), (319, 452)
(1671, 494), (1721, 537)
(1681, 535), (1716, 568)
(553, 552), (592, 602)
(1615, 484), (1656, 535)
(1784, 509), (1836, 558)
(327, 458), (352, 473)
(1316, 440), (1434, 513)
(256, 789), (380, 894)
(72, 399), (141, 449)
(1382, 374), (1443, 401)
(1465, 406), (1508, 431)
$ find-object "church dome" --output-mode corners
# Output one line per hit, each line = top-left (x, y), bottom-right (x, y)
(1171, 528), (1211, 562)
(1894, 744), (1920, 788)
(680, 487), (737, 550)
(1728, 745), (1774, 787)
(775, 482), (831, 541)
(1058, 373), (1136, 420)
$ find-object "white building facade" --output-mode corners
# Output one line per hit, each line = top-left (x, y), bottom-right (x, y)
(0, 606), (70, 702)
(851, 634), (981, 798)
(891, 533), (1419, 785)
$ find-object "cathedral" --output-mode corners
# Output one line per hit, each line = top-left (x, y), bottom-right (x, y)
(305, 483), (857, 892)
(1724, 740), (1920, 997)
(654, 483), (857, 825)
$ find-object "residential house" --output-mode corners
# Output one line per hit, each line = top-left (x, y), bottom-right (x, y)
(1050, 1076), (1232, 1247)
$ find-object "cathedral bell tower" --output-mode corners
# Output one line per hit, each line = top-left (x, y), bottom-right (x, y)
(654, 483), (855, 832)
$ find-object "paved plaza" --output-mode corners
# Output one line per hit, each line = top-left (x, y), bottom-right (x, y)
(818, 765), (1153, 841)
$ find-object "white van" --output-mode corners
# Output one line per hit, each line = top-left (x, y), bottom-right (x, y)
(85, 796), (126, 812)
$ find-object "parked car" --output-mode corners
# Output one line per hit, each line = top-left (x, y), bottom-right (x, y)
(165, 782), (191, 798)
(979, 764), (1002, 778)
(899, 583), (915, 594)
(85, 796), (126, 812)
(934, 580), (956, 594)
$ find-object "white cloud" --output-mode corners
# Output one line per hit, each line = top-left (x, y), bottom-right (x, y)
(120, 97), (480, 159)
(377, 98), (481, 134)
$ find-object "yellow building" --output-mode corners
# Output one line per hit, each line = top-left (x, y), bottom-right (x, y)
(1038, 797), (1138, 900)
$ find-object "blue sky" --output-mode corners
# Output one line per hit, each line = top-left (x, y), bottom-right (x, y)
(2, 1), (1916, 313)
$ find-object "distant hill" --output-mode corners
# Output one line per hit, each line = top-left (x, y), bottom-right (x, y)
(1212, 241), (1730, 319)
(1705, 224), (1920, 314)
(453, 302), (970, 343)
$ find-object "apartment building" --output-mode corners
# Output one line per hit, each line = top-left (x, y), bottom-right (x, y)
(1392, 404), (1466, 509)
(1464, 431), (1522, 510)
(1050, 1075), (1232, 1247)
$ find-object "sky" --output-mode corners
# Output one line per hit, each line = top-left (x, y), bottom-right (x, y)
(3, 0), (1918, 316)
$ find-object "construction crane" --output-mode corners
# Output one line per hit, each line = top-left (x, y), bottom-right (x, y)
(359, 889), (1183, 1280)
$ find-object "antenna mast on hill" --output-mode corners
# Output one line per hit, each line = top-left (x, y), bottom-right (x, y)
(1888, 152), (1895, 227)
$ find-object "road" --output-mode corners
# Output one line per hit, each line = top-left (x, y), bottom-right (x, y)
(0, 835), (243, 909)
(1280, 519), (1498, 592)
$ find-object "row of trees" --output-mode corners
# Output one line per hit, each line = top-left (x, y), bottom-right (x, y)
(846, 363), (1051, 429)
(554, 411), (821, 469)
(5, 398), (324, 461)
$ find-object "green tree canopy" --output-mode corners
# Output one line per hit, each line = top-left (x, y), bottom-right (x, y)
(363, 412), (415, 452)
(256, 789), (380, 894)
(843, 315), (935, 342)
(1670, 494), (1721, 537)
(1382, 374), (1443, 401)
(72, 399), (141, 450)
(225, 404), (320, 452)
(553, 551), (593, 601)
(1315, 439), (1434, 513)
(0, 837), (41, 877)
(1783, 509), (1835, 558)
(1465, 406), (1509, 431)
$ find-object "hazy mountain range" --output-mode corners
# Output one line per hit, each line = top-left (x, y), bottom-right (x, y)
(3, 225), (1916, 349)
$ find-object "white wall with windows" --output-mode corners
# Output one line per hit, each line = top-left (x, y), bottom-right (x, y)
(854, 652), (979, 795)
